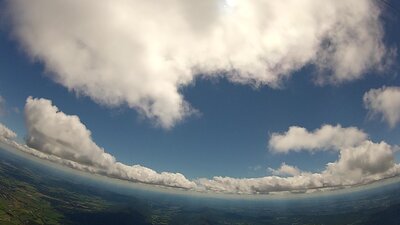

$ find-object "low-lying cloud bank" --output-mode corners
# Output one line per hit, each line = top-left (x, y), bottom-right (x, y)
(0, 97), (399, 195)
(0, 123), (16, 139)
(5, 0), (393, 128)
(198, 140), (400, 194)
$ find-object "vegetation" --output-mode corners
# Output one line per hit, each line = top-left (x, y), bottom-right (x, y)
(1, 149), (400, 225)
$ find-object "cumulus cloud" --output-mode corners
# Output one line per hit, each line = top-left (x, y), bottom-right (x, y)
(194, 125), (399, 194)
(325, 141), (395, 179)
(0, 123), (17, 140)
(364, 86), (400, 128)
(25, 97), (116, 169)
(0, 97), (397, 194)
(268, 163), (302, 177)
(197, 140), (400, 194)
(268, 125), (368, 153)
(6, 0), (391, 128)
(24, 97), (195, 189)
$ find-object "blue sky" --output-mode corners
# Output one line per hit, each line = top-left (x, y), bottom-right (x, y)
(0, 0), (400, 184)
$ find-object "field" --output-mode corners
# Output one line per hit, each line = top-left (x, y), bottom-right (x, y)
(1, 147), (400, 225)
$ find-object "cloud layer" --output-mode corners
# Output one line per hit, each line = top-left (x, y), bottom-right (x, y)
(6, 0), (390, 127)
(268, 125), (368, 153)
(0, 100), (397, 195)
(199, 140), (400, 194)
(364, 86), (400, 128)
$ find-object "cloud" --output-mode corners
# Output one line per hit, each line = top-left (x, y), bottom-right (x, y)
(268, 163), (301, 177)
(325, 141), (395, 179)
(108, 163), (196, 189)
(0, 123), (17, 140)
(363, 86), (400, 128)
(197, 140), (400, 194)
(0, 97), (396, 194)
(248, 165), (262, 172)
(6, 0), (391, 128)
(24, 97), (195, 189)
(268, 125), (368, 153)
(25, 97), (116, 169)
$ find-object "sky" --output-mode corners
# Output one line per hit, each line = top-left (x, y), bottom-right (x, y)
(0, 0), (400, 195)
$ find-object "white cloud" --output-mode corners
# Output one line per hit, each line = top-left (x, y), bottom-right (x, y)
(268, 163), (301, 176)
(12, 134), (399, 194)
(24, 97), (195, 189)
(364, 86), (400, 128)
(0, 98), (397, 194)
(18, 137), (397, 194)
(197, 140), (400, 194)
(0, 123), (17, 140)
(325, 141), (395, 180)
(108, 163), (196, 189)
(6, 0), (391, 128)
(25, 97), (116, 169)
(268, 125), (368, 153)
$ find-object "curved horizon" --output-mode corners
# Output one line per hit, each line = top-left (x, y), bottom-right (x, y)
(1, 126), (400, 197)
(0, 0), (399, 198)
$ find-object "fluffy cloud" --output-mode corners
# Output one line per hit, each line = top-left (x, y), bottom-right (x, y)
(0, 98), (396, 194)
(25, 97), (116, 169)
(6, 0), (390, 128)
(193, 124), (398, 194)
(268, 125), (368, 153)
(325, 141), (395, 180)
(268, 163), (301, 176)
(108, 163), (195, 189)
(24, 97), (195, 189)
(197, 140), (400, 194)
(363, 86), (400, 128)
(0, 123), (17, 140)
(11, 133), (399, 194)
